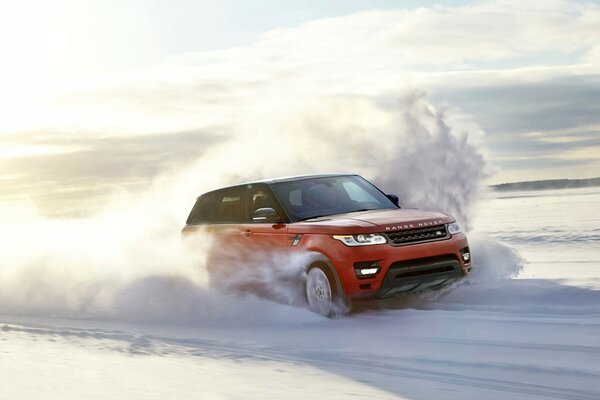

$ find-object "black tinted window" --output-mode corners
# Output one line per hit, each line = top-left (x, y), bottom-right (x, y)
(187, 193), (215, 224)
(186, 187), (246, 224)
(246, 183), (287, 223)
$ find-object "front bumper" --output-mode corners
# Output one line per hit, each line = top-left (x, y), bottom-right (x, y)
(327, 233), (470, 298)
(374, 254), (463, 297)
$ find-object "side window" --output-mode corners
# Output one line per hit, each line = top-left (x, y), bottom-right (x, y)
(214, 189), (244, 223)
(246, 184), (281, 221)
(251, 191), (275, 210)
(186, 187), (246, 224)
(186, 192), (218, 224)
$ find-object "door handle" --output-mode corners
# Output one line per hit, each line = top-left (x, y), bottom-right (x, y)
(241, 229), (253, 236)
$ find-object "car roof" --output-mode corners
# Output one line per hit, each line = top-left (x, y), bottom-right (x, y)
(243, 173), (357, 185)
(198, 173), (359, 197)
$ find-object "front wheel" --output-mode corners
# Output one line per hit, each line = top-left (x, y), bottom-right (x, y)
(306, 265), (350, 317)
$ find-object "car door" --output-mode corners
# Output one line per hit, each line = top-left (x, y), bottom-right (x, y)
(238, 183), (291, 252)
(184, 186), (250, 285)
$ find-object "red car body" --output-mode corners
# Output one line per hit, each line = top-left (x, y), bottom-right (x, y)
(182, 174), (470, 313)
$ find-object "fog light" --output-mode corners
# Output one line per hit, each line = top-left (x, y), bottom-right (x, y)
(359, 268), (378, 275)
(460, 247), (471, 263)
(354, 261), (381, 279)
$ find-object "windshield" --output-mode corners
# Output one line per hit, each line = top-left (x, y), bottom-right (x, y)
(271, 175), (397, 222)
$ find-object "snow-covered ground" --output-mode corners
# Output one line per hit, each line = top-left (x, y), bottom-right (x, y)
(1, 187), (599, 399)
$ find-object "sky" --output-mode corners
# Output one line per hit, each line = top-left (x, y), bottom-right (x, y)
(1, 0), (599, 215)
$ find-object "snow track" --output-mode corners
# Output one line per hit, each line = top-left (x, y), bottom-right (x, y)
(2, 304), (599, 400)
(1, 188), (599, 399)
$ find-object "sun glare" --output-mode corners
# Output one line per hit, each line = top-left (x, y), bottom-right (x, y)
(0, 1), (74, 134)
(0, 144), (77, 161)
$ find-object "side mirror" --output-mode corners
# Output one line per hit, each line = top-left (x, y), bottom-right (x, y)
(386, 194), (400, 207)
(252, 207), (283, 223)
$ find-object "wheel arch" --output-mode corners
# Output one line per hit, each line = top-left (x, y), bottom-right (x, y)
(305, 252), (345, 301)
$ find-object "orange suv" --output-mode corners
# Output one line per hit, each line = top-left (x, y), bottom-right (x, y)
(182, 174), (470, 316)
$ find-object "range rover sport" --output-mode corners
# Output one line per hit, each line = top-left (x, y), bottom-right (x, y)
(182, 174), (471, 316)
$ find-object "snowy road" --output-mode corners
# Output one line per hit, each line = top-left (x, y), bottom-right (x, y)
(1, 187), (599, 399)
(2, 305), (599, 399)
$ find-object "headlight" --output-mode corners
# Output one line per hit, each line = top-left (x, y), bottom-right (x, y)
(332, 233), (387, 246)
(447, 222), (463, 235)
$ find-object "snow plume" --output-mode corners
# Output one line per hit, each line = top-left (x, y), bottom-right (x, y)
(0, 92), (510, 322)
(171, 92), (486, 228)
(466, 234), (525, 282)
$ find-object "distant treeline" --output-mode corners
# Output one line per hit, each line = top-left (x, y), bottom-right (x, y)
(491, 177), (600, 192)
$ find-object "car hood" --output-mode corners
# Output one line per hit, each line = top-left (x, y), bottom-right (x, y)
(290, 208), (453, 234)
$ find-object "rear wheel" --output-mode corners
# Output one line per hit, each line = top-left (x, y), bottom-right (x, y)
(306, 266), (338, 317)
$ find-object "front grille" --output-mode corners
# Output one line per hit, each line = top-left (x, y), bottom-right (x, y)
(374, 254), (463, 298)
(385, 224), (448, 246)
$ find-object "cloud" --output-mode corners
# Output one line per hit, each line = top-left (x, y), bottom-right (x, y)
(2, 0), (600, 205)
(0, 144), (80, 161)
(432, 73), (600, 178)
(434, 74), (600, 133)
(0, 130), (223, 216)
(13, 0), (598, 131)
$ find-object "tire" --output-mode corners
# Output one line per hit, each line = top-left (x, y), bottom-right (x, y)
(306, 264), (348, 317)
